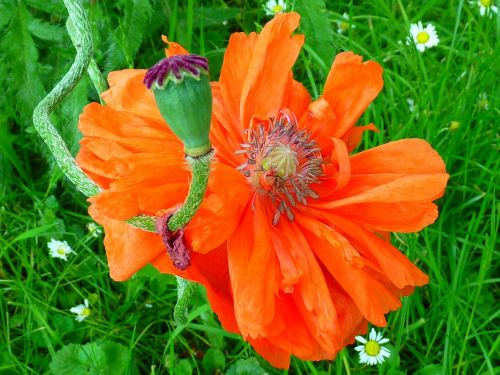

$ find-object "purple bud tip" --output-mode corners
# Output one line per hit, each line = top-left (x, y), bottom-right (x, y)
(155, 214), (191, 271)
(144, 54), (209, 89)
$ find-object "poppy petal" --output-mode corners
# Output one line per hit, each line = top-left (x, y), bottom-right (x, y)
(270, 220), (339, 353)
(322, 214), (428, 289)
(315, 139), (448, 232)
(101, 70), (164, 122)
(185, 163), (251, 254)
(322, 52), (383, 139)
(227, 202), (278, 338)
(298, 215), (401, 326)
(88, 207), (165, 281)
(219, 31), (258, 132)
(350, 138), (446, 174)
(239, 12), (304, 128)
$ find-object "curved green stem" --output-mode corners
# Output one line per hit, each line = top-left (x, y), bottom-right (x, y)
(32, 0), (101, 198)
(66, 18), (108, 101)
(170, 152), (213, 324)
(169, 152), (213, 230)
(33, 0), (211, 325)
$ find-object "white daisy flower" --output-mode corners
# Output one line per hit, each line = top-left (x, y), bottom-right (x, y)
(47, 239), (75, 261)
(407, 98), (416, 112)
(264, 0), (287, 16)
(354, 328), (391, 366)
(70, 299), (91, 322)
(337, 13), (356, 34)
(477, 0), (498, 17)
(478, 92), (490, 110)
(86, 222), (102, 238)
(407, 22), (439, 52)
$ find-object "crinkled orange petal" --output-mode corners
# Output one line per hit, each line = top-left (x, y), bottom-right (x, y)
(239, 12), (304, 128)
(321, 213), (428, 289)
(210, 82), (246, 167)
(219, 31), (258, 132)
(76, 138), (132, 188)
(330, 138), (351, 190)
(161, 35), (189, 56)
(330, 201), (440, 233)
(153, 244), (240, 333)
(88, 207), (165, 281)
(322, 52), (384, 139)
(315, 139), (448, 232)
(227, 202), (278, 338)
(101, 70), (164, 122)
(78, 103), (177, 153)
(270, 220), (339, 354)
(341, 123), (378, 153)
(247, 338), (291, 369)
(283, 79), (311, 120)
(298, 215), (401, 326)
(317, 173), (448, 208)
(185, 163), (251, 254)
(350, 138), (446, 174)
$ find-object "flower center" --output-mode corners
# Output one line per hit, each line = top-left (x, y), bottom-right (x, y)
(340, 21), (349, 31)
(82, 308), (91, 317)
(236, 112), (323, 224)
(365, 340), (381, 356)
(417, 31), (430, 44)
(272, 5), (284, 13)
(480, 0), (491, 7)
(57, 248), (66, 255)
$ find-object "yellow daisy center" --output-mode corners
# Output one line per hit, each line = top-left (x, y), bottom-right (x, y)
(449, 121), (460, 131)
(478, 97), (489, 109)
(272, 5), (283, 13)
(57, 247), (66, 255)
(82, 308), (91, 317)
(365, 340), (381, 356)
(480, 0), (491, 7)
(340, 21), (349, 31)
(417, 31), (430, 44)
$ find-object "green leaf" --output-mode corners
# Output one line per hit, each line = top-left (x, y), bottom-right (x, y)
(194, 7), (240, 27)
(225, 358), (267, 375)
(121, 0), (152, 64)
(26, 0), (67, 17)
(174, 359), (193, 375)
(50, 340), (131, 375)
(0, 1), (45, 126)
(295, 0), (335, 69)
(0, 116), (29, 182)
(202, 348), (226, 374)
(28, 17), (65, 42)
(413, 364), (445, 375)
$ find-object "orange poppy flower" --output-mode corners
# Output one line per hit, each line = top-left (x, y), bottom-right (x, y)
(77, 13), (448, 368)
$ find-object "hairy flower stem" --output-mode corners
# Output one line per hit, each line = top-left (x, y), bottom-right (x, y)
(169, 152), (213, 230)
(32, 0), (101, 198)
(66, 18), (108, 102)
(171, 152), (213, 324)
(34, 0), (209, 325)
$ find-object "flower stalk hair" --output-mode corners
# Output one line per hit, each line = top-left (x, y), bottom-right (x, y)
(32, 0), (101, 198)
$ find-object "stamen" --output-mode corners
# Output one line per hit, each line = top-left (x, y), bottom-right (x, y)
(236, 111), (323, 224)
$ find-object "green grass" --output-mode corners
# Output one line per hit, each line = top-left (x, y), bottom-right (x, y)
(0, 0), (498, 374)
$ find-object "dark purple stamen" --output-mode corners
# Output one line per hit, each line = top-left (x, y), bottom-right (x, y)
(155, 214), (191, 271)
(144, 54), (209, 89)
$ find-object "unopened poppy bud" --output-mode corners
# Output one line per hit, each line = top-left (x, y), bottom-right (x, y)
(144, 55), (212, 157)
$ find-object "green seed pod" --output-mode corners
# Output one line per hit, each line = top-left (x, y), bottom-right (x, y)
(144, 55), (212, 157)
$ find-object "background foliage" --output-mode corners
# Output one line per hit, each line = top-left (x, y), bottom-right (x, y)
(0, 0), (498, 374)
